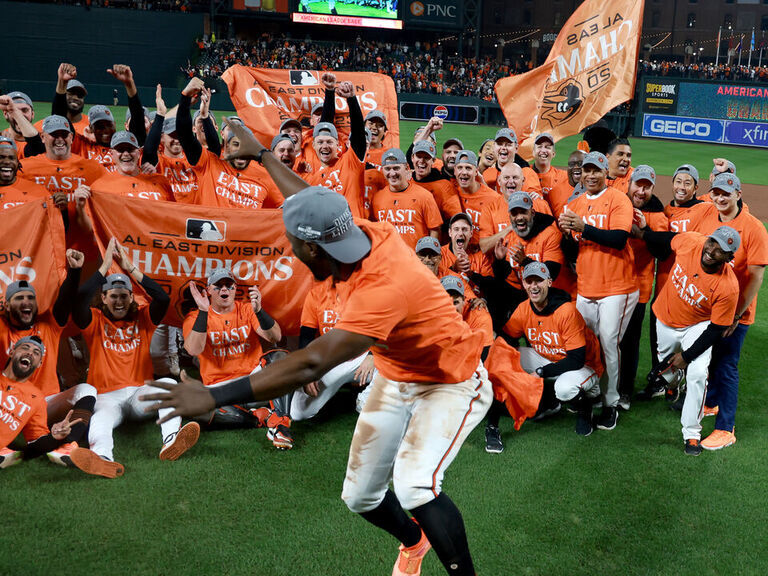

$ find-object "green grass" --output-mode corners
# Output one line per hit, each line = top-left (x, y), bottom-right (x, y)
(3, 102), (768, 574)
(303, 1), (395, 18)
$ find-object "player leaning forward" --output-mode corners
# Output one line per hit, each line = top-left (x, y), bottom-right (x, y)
(144, 120), (492, 576)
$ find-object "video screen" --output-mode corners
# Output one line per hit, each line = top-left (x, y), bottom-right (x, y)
(295, 0), (399, 19)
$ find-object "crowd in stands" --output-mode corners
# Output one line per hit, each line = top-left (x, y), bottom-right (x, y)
(639, 59), (768, 82)
(16, 0), (206, 11)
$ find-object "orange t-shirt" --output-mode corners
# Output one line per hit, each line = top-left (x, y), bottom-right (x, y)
(463, 304), (493, 348)
(0, 179), (48, 211)
(364, 166), (386, 218)
(303, 149), (366, 219)
(371, 181), (443, 249)
(157, 153), (199, 203)
(1, 129), (26, 157)
(0, 313), (65, 398)
(456, 184), (509, 245)
(695, 208), (768, 325)
(504, 299), (602, 374)
(566, 187), (636, 298)
(520, 166), (544, 197)
(300, 279), (346, 335)
(416, 176), (461, 221)
(482, 165), (500, 189)
(72, 137), (116, 172)
(294, 139), (323, 176)
(91, 172), (175, 202)
(502, 221), (576, 295)
(631, 208), (669, 303)
(439, 245), (494, 298)
(333, 219), (484, 383)
(183, 301), (267, 386)
(652, 233), (739, 328)
(365, 146), (386, 166)
(192, 149), (283, 210)
(533, 166), (572, 217)
(607, 167), (633, 194)
(0, 375), (49, 447)
(81, 306), (157, 393)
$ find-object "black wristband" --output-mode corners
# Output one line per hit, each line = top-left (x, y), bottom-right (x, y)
(209, 376), (255, 407)
(256, 308), (276, 331)
(192, 310), (208, 333)
(255, 148), (270, 164)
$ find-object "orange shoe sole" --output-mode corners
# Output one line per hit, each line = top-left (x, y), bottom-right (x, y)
(159, 422), (201, 461)
(69, 448), (125, 478)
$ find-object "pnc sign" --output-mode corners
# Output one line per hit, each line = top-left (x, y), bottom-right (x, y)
(405, 0), (462, 29)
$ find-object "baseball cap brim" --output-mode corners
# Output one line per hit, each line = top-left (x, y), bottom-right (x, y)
(318, 224), (371, 264)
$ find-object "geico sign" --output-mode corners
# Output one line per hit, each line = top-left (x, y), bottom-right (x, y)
(650, 119), (710, 136)
(410, 1), (456, 17)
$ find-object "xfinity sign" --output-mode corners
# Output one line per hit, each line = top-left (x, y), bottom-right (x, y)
(642, 114), (724, 143)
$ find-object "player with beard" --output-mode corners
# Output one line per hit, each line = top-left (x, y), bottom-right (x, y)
(529, 133), (573, 217)
(371, 148), (442, 249)
(0, 91), (35, 156)
(0, 251), (99, 466)
(409, 140), (460, 221)
(619, 166), (668, 409)
(73, 238), (198, 469)
(566, 150), (586, 192)
(482, 128), (530, 189)
(606, 138), (633, 193)
(415, 236), (443, 277)
(0, 137), (48, 210)
(271, 133), (298, 168)
(0, 337), (123, 477)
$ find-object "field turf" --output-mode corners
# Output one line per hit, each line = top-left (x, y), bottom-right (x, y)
(3, 105), (768, 576)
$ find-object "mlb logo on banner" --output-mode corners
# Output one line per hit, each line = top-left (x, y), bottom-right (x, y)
(289, 71), (319, 86)
(186, 219), (226, 242)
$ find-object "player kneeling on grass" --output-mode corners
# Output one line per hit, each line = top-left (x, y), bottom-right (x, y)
(181, 268), (292, 449)
(490, 262), (604, 447)
(72, 238), (199, 471)
(143, 118), (493, 576)
(0, 337), (124, 478)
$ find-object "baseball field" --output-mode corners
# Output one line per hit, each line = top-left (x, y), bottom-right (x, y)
(3, 108), (767, 575)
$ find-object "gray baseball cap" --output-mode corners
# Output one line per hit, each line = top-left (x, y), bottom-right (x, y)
(5, 280), (35, 300)
(313, 122), (338, 140)
(8, 91), (33, 109)
(582, 151), (609, 171)
(14, 335), (45, 356)
(455, 150), (478, 167)
(102, 273), (133, 292)
(522, 261), (551, 280)
(673, 164), (699, 184)
(0, 136), (17, 150)
(162, 117), (177, 135)
(413, 140), (436, 158)
(508, 191), (534, 212)
(534, 132), (554, 145)
(311, 102), (324, 116)
(381, 148), (408, 166)
(271, 133), (294, 150)
(440, 275), (465, 296)
(42, 115), (72, 134)
(365, 110), (388, 127)
(709, 226), (740, 253)
(495, 128), (518, 144)
(415, 236), (441, 255)
(283, 186), (371, 264)
(193, 109), (217, 125)
(443, 137), (464, 149)
(711, 160), (736, 176)
(110, 131), (139, 149)
(207, 267), (235, 285)
(449, 212), (473, 227)
(66, 79), (87, 95)
(88, 105), (115, 125)
(711, 172), (740, 195)
(221, 115), (243, 132)
(279, 118), (302, 132)
(631, 164), (657, 185)
(124, 106), (150, 124)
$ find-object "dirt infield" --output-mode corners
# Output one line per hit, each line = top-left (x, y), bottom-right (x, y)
(654, 174), (768, 221)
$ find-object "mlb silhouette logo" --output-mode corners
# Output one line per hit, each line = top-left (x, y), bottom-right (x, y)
(186, 219), (226, 242)
(290, 71), (319, 86)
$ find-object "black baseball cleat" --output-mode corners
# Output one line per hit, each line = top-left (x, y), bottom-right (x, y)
(596, 406), (618, 431)
(531, 401), (561, 422)
(635, 384), (665, 400)
(684, 439), (702, 456)
(484, 424), (504, 453)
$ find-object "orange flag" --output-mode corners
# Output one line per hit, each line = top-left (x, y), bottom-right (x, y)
(222, 65), (400, 149)
(484, 338), (544, 431)
(0, 200), (67, 314)
(87, 194), (314, 335)
(495, 0), (645, 156)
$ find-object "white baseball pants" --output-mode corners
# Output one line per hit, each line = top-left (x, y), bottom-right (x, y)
(341, 363), (492, 513)
(518, 347), (600, 401)
(88, 378), (181, 460)
(290, 352), (376, 421)
(655, 319), (712, 441)
(45, 384), (97, 424)
(150, 324), (181, 375)
(577, 291), (639, 408)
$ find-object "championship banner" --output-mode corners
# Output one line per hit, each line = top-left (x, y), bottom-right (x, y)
(222, 65), (400, 149)
(0, 200), (67, 314)
(88, 194), (314, 335)
(495, 0), (644, 156)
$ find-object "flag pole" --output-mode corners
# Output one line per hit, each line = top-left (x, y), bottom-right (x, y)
(738, 35), (743, 66)
(760, 32), (765, 68)
(748, 27), (754, 67)
(715, 26), (722, 66)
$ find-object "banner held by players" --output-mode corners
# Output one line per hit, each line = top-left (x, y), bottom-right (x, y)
(495, 0), (645, 155)
(0, 200), (67, 314)
(222, 65), (399, 148)
(87, 194), (313, 334)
